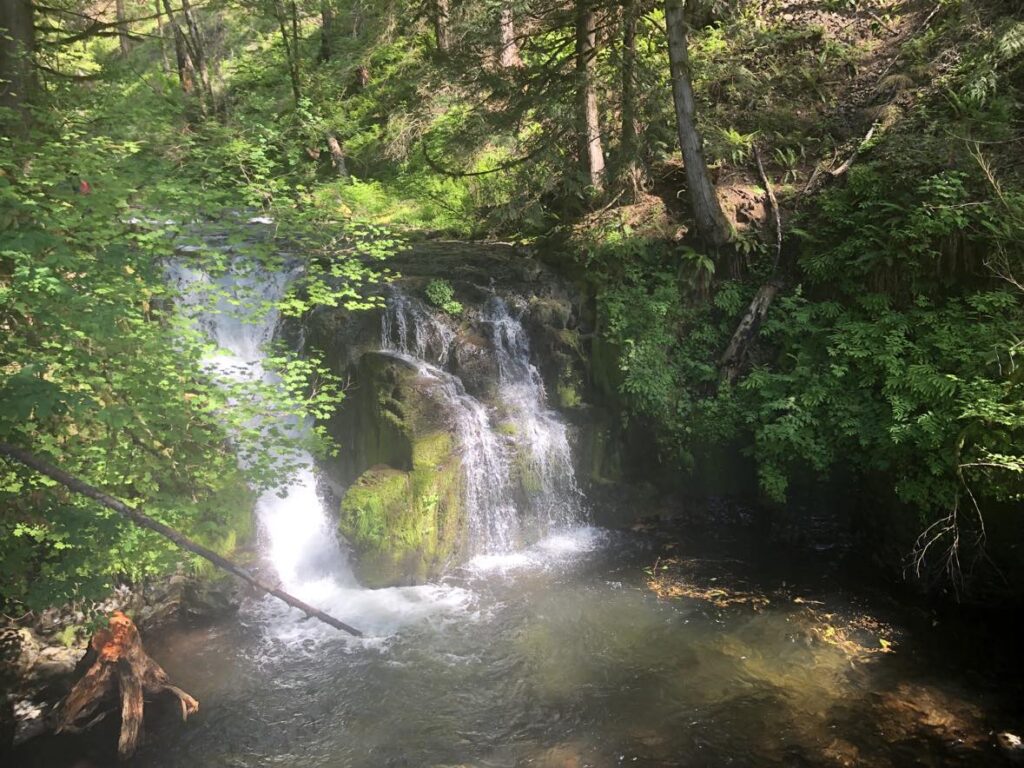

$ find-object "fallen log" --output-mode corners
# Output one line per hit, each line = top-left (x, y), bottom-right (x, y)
(57, 611), (197, 760)
(718, 280), (782, 385)
(0, 443), (362, 636)
(753, 145), (782, 271)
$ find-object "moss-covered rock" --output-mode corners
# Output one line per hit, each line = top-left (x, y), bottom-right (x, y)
(336, 353), (465, 587)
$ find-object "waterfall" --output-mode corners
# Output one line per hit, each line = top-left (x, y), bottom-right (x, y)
(166, 228), (589, 641)
(166, 259), (357, 592)
(380, 295), (519, 552)
(167, 246), (470, 641)
(380, 291), (585, 555)
(483, 297), (583, 531)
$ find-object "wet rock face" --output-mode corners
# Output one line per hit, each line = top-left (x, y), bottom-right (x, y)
(336, 353), (465, 587)
(302, 241), (633, 583)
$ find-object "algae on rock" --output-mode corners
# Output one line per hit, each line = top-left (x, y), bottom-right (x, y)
(337, 353), (465, 587)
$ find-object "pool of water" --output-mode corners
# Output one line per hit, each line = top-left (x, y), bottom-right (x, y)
(54, 524), (1007, 768)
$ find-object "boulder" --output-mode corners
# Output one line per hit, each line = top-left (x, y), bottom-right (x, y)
(338, 353), (464, 587)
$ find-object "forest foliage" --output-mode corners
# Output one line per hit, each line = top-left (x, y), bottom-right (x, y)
(1, 0), (1023, 609)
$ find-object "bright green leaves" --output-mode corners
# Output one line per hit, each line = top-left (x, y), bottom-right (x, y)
(424, 279), (463, 316)
(0, 116), (394, 615)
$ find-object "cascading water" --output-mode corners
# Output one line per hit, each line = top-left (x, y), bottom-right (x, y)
(380, 290), (585, 557)
(166, 258), (357, 594)
(483, 296), (583, 530)
(167, 239), (469, 641)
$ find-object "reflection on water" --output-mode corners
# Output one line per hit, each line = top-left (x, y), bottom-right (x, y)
(116, 527), (1010, 768)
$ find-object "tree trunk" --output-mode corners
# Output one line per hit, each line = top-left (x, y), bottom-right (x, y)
(0, 0), (37, 115)
(434, 0), (450, 52)
(664, 0), (731, 248)
(179, 0), (213, 103)
(57, 612), (198, 760)
(498, 5), (522, 68)
(575, 2), (606, 193)
(116, 0), (131, 56)
(155, 0), (170, 73)
(161, 0), (196, 96)
(718, 281), (780, 384)
(274, 0), (302, 104)
(620, 0), (642, 197)
(326, 132), (349, 178)
(319, 0), (334, 62)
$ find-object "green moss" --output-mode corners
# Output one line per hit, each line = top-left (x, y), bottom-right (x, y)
(511, 447), (543, 496)
(530, 297), (572, 330)
(412, 431), (454, 472)
(340, 468), (413, 552)
(190, 467), (256, 579)
(556, 328), (582, 354)
(555, 371), (583, 408)
(496, 421), (519, 436)
(340, 425), (464, 587)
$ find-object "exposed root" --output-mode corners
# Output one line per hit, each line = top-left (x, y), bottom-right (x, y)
(56, 611), (198, 760)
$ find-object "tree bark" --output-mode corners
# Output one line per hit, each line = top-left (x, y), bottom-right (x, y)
(575, 2), (606, 193)
(620, 0), (642, 196)
(434, 0), (450, 52)
(0, 442), (363, 636)
(116, 0), (131, 56)
(161, 0), (197, 96)
(498, 5), (522, 68)
(179, 0), (213, 103)
(754, 145), (782, 269)
(155, 0), (170, 73)
(664, 0), (731, 248)
(274, 0), (302, 104)
(0, 0), (37, 115)
(319, 0), (334, 62)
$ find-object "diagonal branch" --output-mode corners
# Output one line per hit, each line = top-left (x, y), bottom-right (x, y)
(0, 442), (362, 636)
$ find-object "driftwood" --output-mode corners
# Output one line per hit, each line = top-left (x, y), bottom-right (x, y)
(57, 611), (197, 760)
(716, 149), (785, 385)
(718, 281), (782, 385)
(0, 443), (362, 636)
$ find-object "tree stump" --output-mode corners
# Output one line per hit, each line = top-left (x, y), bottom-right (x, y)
(56, 612), (198, 760)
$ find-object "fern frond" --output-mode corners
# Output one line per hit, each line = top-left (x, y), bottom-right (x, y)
(996, 21), (1024, 63)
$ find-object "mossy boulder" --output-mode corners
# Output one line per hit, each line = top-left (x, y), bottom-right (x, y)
(336, 353), (465, 587)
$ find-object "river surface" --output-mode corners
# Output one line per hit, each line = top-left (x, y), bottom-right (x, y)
(129, 520), (1014, 768)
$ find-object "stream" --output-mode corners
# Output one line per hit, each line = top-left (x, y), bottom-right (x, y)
(138, 523), (1019, 768)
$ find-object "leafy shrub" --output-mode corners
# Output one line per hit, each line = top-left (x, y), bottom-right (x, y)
(425, 279), (463, 316)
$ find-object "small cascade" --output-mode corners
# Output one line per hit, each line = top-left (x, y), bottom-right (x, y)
(166, 259), (357, 594)
(167, 247), (471, 641)
(380, 295), (520, 553)
(380, 290), (455, 366)
(483, 297), (583, 530)
(379, 290), (585, 555)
